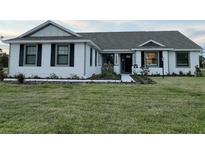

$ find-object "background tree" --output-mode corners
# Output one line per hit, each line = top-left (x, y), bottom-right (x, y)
(0, 48), (8, 68)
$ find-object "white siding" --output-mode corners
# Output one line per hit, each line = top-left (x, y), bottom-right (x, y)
(9, 43), (85, 78)
(169, 51), (199, 75)
(133, 50), (199, 75)
(85, 44), (101, 77)
(30, 25), (71, 37)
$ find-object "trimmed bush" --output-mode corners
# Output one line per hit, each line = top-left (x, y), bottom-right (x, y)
(50, 73), (59, 79)
(15, 73), (25, 84)
(90, 72), (121, 80)
(195, 65), (203, 77)
(70, 74), (81, 80)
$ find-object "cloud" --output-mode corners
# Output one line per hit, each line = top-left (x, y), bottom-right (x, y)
(0, 30), (20, 39)
(58, 20), (99, 32)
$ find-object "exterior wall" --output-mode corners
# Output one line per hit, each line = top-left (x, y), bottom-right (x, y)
(169, 51), (199, 75)
(30, 25), (71, 37)
(133, 50), (199, 75)
(85, 44), (101, 77)
(9, 42), (200, 78)
(9, 43), (85, 78)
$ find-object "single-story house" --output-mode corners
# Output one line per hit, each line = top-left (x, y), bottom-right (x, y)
(4, 20), (203, 78)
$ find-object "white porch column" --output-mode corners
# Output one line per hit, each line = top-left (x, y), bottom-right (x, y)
(162, 51), (169, 75)
(113, 53), (121, 74)
(133, 51), (141, 74)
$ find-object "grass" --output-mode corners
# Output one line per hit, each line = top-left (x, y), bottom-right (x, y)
(3, 67), (8, 74)
(0, 77), (205, 133)
(201, 69), (205, 76)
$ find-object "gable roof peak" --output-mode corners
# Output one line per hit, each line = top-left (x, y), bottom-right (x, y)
(18, 20), (81, 38)
(138, 39), (165, 47)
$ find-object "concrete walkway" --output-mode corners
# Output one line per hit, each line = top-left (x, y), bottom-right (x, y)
(121, 74), (135, 82)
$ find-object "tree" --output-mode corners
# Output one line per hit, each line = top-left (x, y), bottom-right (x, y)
(0, 48), (8, 67)
(199, 55), (205, 68)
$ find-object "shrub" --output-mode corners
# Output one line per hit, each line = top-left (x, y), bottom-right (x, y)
(50, 73), (59, 79)
(186, 71), (192, 76)
(0, 66), (6, 81)
(33, 75), (41, 79)
(90, 72), (120, 80)
(195, 65), (202, 77)
(179, 71), (184, 76)
(70, 74), (80, 80)
(171, 72), (177, 76)
(102, 63), (113, 74)
(15, 73), (25, 84)
(140, 65), (150, 80)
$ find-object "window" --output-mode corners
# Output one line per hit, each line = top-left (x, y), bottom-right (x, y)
(145, 52), (158, 66)
(25, 45), (37, 65)
(90, 48), (93, 66)
(95, 50), (97, 66)
(176, 52), (189, 67)
(57, 45), (69, 65)
(102, 54), (114, 65)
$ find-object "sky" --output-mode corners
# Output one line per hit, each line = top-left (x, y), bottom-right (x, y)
(0, 20), (205, 56)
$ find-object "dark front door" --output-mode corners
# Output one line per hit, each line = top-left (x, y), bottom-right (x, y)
(121, 54), (132, 73)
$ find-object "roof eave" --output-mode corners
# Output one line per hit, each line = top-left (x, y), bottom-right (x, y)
(3, 39), (101, 50)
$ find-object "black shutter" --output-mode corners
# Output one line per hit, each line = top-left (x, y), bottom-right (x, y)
(51, 44), (56, 66)
(37, 44), (42, 67)
(90, 48), (93, 66)
(70, 44), (74, 67)
(141, 51), (144, 67)
(95, 50), (97, 66)
(159, 51), (163, 68)
(19, 44), (24, 66)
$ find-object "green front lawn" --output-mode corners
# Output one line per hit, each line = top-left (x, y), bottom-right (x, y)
(0, 77), (205, 133)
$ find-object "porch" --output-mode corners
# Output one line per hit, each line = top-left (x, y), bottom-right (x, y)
(101, 53), (134, 74)
(101, 50), (168, 75)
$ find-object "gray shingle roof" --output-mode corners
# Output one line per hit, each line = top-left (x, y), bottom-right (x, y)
(6, 36), (83, 41)
(78, 31), (202, 50)
(5, 31), (202, 50)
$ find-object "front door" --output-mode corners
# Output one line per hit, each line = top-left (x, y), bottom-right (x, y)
(121, 54), (132, 73)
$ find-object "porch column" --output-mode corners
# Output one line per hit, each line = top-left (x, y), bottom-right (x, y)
(162, 51), (169, 75)
(113, 53), (120, 74)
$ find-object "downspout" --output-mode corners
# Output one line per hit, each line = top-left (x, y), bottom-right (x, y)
(84, 42), (86, 77)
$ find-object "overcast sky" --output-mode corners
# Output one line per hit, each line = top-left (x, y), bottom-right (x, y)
(0, 20), (205, 55)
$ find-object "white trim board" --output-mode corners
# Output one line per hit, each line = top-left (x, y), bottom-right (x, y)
(131, 48), (202, 51)
(3, 78), (122, 83)
(138, 39), (165, 47)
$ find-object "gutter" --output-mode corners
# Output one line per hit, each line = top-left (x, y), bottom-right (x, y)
(3, 39), (101, 51)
